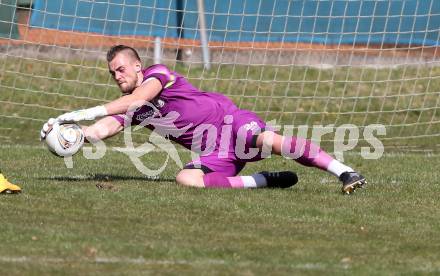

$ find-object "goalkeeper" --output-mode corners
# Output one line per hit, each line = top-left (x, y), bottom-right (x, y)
(41, 45), (366, 194)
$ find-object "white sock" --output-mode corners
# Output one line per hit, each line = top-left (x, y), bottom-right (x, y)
(327, 160), (354, 177)
(240, 174), (267, 188)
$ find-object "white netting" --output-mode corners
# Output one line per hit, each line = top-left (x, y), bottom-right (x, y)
(0, 0), (439, 149)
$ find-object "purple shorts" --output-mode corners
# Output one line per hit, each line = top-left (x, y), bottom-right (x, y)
(185, 109), (268, 176)
(112, 109), (269, 177)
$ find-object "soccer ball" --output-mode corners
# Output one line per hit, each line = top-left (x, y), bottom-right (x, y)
(44, 122), (84, 157)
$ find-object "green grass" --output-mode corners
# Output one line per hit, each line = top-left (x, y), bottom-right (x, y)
(1, 146), (440, 274)
(0, 54), (439, 274)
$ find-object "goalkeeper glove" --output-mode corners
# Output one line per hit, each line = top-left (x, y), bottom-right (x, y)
(40, 118), (56, 140)
(56, 105), (108, 123)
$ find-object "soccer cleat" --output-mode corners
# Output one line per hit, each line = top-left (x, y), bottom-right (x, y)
(259, 171), (298, 188)
(0, 174), (21, 194)
(340, 171), (366, 194)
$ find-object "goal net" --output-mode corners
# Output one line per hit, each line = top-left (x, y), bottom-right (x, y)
(1, 0), (439, 151)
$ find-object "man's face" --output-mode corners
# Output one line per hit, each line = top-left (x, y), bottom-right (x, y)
(108, 52), (141, 94)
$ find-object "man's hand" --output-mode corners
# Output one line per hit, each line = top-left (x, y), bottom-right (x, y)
(41, 106), (107, 140)
(56, 106), (108, 123)
(40, 118), (56, 140)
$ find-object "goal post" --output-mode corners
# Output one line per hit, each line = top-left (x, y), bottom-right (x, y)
(0, 0), (439, 150)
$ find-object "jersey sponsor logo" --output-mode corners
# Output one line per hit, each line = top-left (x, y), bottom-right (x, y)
(134, 99), (165, 121)
(153, 98), (165, 109)
(135, 109), (156, 121)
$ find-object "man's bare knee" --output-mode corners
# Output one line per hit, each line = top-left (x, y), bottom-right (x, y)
(176, 169), (205, 188)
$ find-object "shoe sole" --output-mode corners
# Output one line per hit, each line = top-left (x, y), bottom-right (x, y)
(342, 179), (367, 194)
(1, 190), (21, 194)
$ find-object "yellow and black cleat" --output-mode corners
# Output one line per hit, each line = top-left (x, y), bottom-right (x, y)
(340, 172), (366, 195)
(0, 174), (21, 194)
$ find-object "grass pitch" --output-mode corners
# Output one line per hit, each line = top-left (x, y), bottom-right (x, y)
(1, 146), (439, 274)
(1, 54), (439, 274)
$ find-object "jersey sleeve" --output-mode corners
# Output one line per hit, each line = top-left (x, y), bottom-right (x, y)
(143, 64), (176, 89)
(111, 114), (128, 127)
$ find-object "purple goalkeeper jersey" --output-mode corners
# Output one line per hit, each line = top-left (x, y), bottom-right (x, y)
(115, 64), (243, 151)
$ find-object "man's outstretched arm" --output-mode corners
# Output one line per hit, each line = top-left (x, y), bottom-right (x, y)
(82, 116), (125, 142)
(103, 78), (162, 115)
(57, 78), (162, 123)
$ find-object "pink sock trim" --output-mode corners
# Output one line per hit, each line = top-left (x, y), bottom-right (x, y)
(228, 176), (245, 188)
(203, 172), (232, 188)
(313, 150), (333, 170)
(283, 136), (333, 170)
